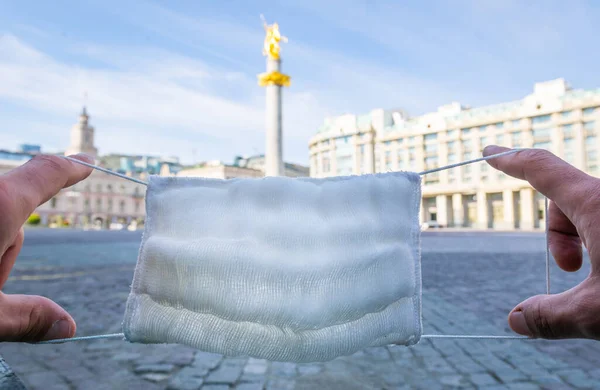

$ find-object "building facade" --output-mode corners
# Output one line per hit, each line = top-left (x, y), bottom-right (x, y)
(178, 154), (309, 179)
(0, 108), (166, 229)
(309, 79), (600, 230)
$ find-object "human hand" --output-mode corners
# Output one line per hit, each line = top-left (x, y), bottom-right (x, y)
(0, 154), (92, 342)
(484, 145), (600, 340)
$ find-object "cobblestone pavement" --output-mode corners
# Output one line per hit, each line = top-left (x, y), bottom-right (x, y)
(1, 230), (599, 389)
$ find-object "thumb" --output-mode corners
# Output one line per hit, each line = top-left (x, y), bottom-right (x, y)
(508, 282), (596, 339)
(0, 293), (76, 342)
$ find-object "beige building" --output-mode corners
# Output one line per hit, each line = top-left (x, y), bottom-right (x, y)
(178, 154), (309, 179)
(309, 79), (600, 230)
(1, 108), (148, 229)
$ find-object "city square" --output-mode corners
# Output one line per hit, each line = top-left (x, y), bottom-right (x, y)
(1, 229), (599, 389)
(1, 2), (600, 390)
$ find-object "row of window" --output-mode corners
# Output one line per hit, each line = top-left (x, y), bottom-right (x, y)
(50, 197), (142, 213)
(72, 183), (142, 195)
(314, 107), (599, 149)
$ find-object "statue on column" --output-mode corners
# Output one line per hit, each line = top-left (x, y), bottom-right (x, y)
(261, 15), (287, 60)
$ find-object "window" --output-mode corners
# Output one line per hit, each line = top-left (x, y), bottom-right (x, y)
(107, 184), (113, 193)
(464, 165), (472, 174)
(50, 198), (57, 209)
(583, 107), (598, 116)
(96, 184), (102, 193)
(447, 129), (458, 138)
(447, 141), (456, 150)
(108, 199), (113, 212)
(562, 124), (574, 138)
(511, 131), (522, 147)
(84, 199), (90, 211)
(586, 136), (597, 147)
(532, 127), (551, 138)
(408, 136), (416, 144)
(424, 133), (437, 142)
(461, 128), (471, 136)
(120, 184), (126, 193)
(533, 141), (551, 150)
(135, 201), (141, 212)
(496, 134), (504, 144)
(511, 119), (521, 126)
(424, 156), (438, 169)
(584, 121), (596, 131)
(424, 143), (438, 153)
(587, 150), (598, 163)
(494, 122), (504, 129)
(322, 156), (330, 173)
(120, 200), (126, 213)
(480, 137), (489, 147)
(463, 152), (472, 160)
(479, 125), (488, 133)
(396, 149), (403, 169)
(561, 110), (573, 118)
(96, 199), (102, 211)
(321, 140), (330, 146)
(481, 164), (488, 172)
(462, 140), (472, 151)
(384, 140), (392, 146)
(531, 114), (551, 124)
(447, 153), (457, 163)
(564, 138), (575, 164)
(385, 151), (392, 170)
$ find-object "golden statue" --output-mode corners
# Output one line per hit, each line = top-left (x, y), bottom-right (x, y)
(262, 16), (287, 60)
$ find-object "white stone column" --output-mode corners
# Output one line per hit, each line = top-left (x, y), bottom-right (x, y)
(317, 151), (324, 178)
(353, 136), (361, 174)
(452, 193), (464, 227)
(365, 133), (375, 174)
(519, 188), (535, 230)
(436, 195), (451, 227)
(502, 189), (515, 230)
(476, 190), (489, 229)
(264, 58), (284, 176)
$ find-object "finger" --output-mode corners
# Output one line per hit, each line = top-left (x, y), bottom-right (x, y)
(0, 154), (93, 239)
(0, 227), (24, 288)
(547, 200), (583, 272)
(0, 293), (76, 342)
(483, 146), (593, 222)
(508, 279), (599, 339)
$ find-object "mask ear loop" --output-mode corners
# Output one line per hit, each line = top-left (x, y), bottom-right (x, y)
(43, 149), (542, 344)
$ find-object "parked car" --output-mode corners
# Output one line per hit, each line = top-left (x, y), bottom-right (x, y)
(421, 221), (443, 230)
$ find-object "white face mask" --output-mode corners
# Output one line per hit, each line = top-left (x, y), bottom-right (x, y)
(123, 173), (422, 362)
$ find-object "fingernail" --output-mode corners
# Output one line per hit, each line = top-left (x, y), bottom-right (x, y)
(42, 320), (72, 341)
(482, 145), (499, 156)
(509, 310), (531, 336)
(68, 153), (93, 163)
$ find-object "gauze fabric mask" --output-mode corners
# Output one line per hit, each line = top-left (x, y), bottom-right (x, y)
(123, 172), (422, 362)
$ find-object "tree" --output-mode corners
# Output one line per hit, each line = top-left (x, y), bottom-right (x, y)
(26, 213), (41, 225)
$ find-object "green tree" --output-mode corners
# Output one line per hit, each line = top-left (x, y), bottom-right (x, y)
(26, 213), (41, 225)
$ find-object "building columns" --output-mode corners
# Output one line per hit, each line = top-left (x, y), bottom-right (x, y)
(519, 188), (536, 230)
(476, 190), (489, 229)
(364, 136), (375, 174)
(436, 195), (452, 227)
(452, 194), (464, 227)
(502, 189), (515, 229)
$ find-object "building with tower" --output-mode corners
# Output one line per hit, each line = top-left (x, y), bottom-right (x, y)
(0, 108), (181, 229)
(65, 107), (98, 159)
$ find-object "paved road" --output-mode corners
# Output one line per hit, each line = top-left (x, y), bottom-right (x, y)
(1, 229), (599, 389)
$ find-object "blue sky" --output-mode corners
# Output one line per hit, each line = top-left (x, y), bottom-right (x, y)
(1, 1), (599, 165)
